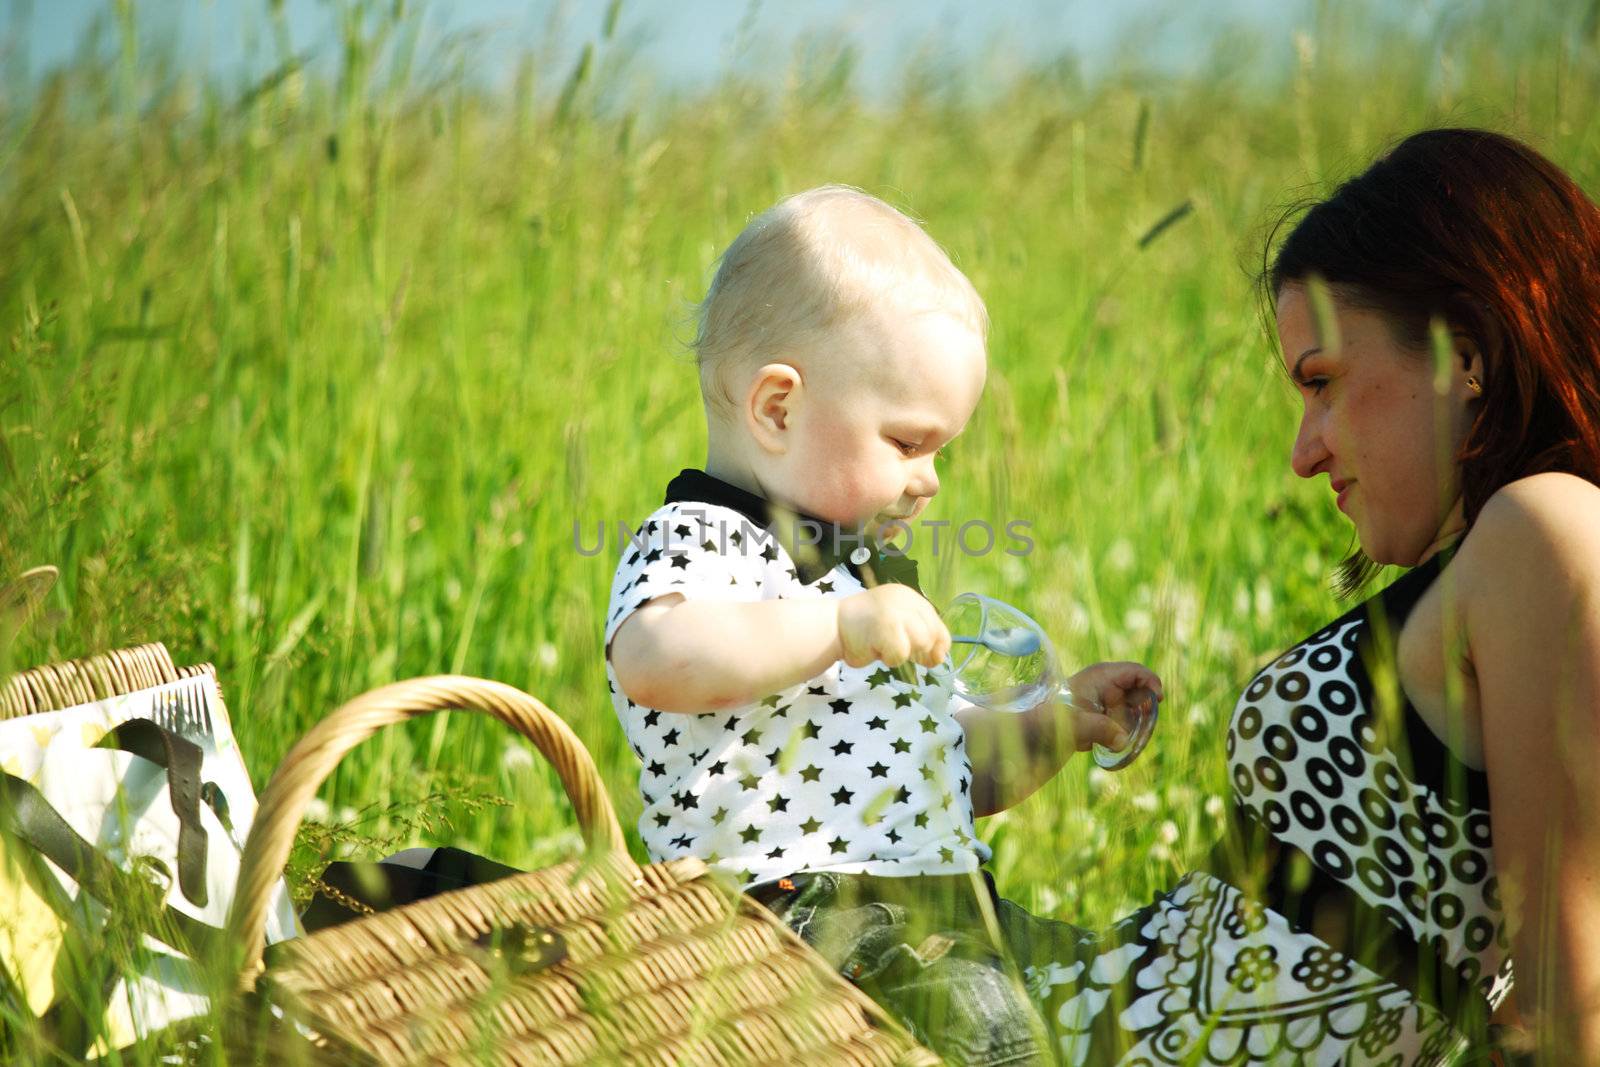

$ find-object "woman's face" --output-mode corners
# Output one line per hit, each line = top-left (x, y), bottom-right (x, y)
(1275, 283), (1477, 567)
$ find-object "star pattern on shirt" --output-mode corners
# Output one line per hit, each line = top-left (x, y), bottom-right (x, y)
(606, 495), (989, 880)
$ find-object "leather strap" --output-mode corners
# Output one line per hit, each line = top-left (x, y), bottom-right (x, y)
(0, 771), (222, 960)
(95, 720), (211, 908)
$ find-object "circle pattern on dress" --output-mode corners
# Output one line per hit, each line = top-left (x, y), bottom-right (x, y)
(1225, 613), (1512, 1010)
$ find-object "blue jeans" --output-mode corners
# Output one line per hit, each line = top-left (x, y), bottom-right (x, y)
(753, 870), (1093, 1066)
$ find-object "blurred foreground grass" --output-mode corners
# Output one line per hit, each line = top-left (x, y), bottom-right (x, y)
(3, 0), (1599, 956)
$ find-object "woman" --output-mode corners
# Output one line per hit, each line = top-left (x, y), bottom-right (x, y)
(1015, 128), (1600, 1066)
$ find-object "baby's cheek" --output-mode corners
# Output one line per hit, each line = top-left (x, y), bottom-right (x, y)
(804, 473), (871, 526)
(792, 438), (875, 521)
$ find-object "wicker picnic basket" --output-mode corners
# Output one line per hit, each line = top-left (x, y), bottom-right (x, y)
(0, 640), (217, 720)
(226, 675), (943, 1066)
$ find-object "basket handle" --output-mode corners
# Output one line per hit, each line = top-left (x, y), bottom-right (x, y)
(225, 675), (629, 981)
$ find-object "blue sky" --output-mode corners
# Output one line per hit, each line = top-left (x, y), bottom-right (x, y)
(11, 0), (1316, 99)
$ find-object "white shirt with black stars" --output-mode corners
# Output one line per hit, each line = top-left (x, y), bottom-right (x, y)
(603, 499), (990, 887)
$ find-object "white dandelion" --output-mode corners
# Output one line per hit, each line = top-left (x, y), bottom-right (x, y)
(502, 744), (535, 773)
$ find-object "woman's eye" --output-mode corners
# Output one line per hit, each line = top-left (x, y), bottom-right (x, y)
(1300, 377), (1329, 396)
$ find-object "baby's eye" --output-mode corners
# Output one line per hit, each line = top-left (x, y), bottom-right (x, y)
(892, 438), (919, 456)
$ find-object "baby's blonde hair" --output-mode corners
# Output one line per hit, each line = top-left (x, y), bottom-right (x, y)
(693, 185), (988, 414)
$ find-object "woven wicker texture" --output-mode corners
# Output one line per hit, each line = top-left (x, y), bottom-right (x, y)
(0, 640), (218, 719)
(263, 852), (937, 1066)
(230, 676), (941, 1067)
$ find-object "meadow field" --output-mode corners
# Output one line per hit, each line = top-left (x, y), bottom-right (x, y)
(2, 0), (1599, 1056)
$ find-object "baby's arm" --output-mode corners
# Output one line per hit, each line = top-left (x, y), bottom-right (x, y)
(959, 661), (1163, 816)
(611, 583), (949, 714)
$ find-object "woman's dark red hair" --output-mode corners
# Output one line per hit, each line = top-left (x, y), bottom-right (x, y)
(1265, 128), (1600, 586)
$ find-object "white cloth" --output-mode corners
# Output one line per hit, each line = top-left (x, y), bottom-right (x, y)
(604, 500), (989, 886)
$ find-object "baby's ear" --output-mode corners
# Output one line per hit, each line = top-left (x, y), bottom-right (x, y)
(747, 362), (801, 450)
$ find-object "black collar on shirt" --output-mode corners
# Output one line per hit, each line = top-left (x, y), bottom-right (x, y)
(662, 468), (921, 592)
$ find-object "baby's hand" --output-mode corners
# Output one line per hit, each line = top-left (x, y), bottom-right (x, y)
(1065, 661), (1165, 751)
(836, 585), (951, 669)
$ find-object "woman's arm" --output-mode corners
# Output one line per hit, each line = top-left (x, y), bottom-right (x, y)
(1461, 473), (1600, 1060)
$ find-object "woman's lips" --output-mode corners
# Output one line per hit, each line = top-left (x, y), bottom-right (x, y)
(1335, 481), (1355, 514)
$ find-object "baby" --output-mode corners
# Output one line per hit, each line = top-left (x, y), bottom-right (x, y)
(603, 186), (1161, 893)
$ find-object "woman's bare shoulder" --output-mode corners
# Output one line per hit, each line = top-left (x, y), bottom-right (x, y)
(1469, 472), (1600, 547)
(1455, 472), (1600, 613)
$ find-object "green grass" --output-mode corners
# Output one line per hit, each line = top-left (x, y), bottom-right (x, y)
(2, 0), (1598, 1059)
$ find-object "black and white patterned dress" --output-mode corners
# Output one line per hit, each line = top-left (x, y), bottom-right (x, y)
(1019, 550), (1515, 1065)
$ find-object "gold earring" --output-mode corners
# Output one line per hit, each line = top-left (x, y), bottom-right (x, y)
(1465, 375), (1483, 395)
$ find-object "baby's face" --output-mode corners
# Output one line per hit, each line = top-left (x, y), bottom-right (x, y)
(777, 306), (986, 532)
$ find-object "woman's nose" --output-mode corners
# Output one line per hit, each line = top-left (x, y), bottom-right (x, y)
(1290, 409), (1329, 479)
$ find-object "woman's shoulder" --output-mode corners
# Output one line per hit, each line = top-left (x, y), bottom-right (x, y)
(1454, 472), (1600, 620)
(1462, 472), (1600, 559)
(1483, 469), (1600, 514)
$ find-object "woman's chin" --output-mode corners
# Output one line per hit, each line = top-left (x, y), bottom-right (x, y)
(1354, 532), (1425, 570)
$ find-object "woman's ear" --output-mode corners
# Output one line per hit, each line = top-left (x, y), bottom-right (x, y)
(746, 363), (801, 453)
(1455, 302), (1502, 395)
(1453, 330), (1487, 403)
